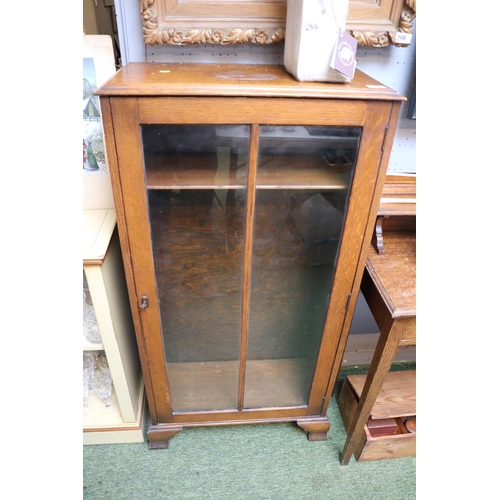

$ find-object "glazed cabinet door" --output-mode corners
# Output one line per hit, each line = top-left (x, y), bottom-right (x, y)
(144, 123), (252, 413)
(105, 96), (392, 426)
(243, 125), (360, 409)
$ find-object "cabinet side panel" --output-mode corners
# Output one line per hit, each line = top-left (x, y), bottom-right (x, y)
(324, 101), (403, 407)
(105, 97), (173, 422)
(244, 124), (362, 409)
(309, 101), (396, 411)
(100, 97), (160, 421)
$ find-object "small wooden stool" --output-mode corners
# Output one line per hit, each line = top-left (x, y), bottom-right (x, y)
(339, 228), (416, 464)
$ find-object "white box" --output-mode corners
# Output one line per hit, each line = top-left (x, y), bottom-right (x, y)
(284, 0), (354, 83)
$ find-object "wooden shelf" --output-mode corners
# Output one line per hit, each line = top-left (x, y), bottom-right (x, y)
(167, 358), (314, 412)
(146, 153), (351, 190)
(146, 154), (243, 189)
(338, 370), (416, 462)
(347, 370), (416, 419)
(83, 388), (124, 428)
(257, 155), (351, 190)
(82, 337), (104, 351)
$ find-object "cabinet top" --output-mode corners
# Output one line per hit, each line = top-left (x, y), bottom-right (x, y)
(95, 63), (404, 101)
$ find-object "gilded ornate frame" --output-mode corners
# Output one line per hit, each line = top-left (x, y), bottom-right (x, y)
(140, 0), (416, 47)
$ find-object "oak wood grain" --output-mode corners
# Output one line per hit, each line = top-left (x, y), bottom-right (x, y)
(98, 63), (404, 446)
(372, 174), (416, 253)
(365, 231), (416, 316)
(95, 63), (405, 101)
(323, 100), (402, 416)
(337, 378), (416, 462)
(166, 358), (314, 412)
(146, 153), (352, 190)
(348, 370), (416, 419)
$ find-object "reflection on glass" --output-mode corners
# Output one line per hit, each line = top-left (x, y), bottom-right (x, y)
(142, 125), (250, 412)
(244, 125), (361, 409)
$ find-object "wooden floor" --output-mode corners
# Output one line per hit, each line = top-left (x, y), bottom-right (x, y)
(343, 332), (416, 366)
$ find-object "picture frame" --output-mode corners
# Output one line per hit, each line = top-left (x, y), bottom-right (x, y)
(139, 0), (416, 47)
(83, 35), (117, 209)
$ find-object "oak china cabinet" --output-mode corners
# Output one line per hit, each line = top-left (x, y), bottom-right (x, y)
(96, 63), (403, 448)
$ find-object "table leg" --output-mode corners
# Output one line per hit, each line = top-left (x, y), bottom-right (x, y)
(339, 316), (404, 465)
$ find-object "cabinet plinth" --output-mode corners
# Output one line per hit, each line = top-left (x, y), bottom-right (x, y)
(96, 63), (404, 448)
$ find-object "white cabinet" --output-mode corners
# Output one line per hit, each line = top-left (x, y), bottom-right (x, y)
(83, 208), (145, 444)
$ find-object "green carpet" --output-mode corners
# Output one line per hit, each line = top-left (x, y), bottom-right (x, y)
(83, 363), (416, 499)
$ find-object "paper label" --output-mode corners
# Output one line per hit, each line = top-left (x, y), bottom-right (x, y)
(395, 32), (413, 44)
(330, 31), (358, 79)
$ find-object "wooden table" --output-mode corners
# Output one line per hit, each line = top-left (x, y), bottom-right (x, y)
(339, 225), (416, 464)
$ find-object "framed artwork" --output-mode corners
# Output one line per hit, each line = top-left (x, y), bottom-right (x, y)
(139, 0), (416, 47)
(83, 35), (117, 209)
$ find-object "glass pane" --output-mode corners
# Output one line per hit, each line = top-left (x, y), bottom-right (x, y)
(142, 125), (250, 412)
(244, 125), (361, 409)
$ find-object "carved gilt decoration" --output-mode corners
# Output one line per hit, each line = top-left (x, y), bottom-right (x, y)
(140, 0), (416, 47)
(352, 1), (416, 48)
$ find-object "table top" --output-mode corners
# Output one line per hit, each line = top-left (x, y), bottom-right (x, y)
(365, 230), (416, 317)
